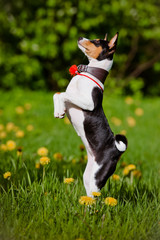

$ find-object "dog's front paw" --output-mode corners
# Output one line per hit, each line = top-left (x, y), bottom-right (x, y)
(53, 92), (66, 119)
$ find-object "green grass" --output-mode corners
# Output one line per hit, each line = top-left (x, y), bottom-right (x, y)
(0, 89), (160, 240)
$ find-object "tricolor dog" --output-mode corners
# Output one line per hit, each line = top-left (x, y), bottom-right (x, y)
(53, 33), (128, 197)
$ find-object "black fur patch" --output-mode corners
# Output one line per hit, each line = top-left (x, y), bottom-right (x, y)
(83, 87), (125, 189)
(90, 39), (113, 61)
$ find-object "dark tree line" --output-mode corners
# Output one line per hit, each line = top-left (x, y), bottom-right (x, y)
(0, 0), (160, 95)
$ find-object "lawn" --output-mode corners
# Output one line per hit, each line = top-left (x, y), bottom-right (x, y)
(0, 89), (160, 240)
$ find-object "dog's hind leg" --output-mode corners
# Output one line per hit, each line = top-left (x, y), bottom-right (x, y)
(83, 152), (101, 197)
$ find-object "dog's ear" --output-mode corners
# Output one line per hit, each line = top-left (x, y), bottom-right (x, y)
(104, 33), (108, 41)
(108, 32), (119, 53)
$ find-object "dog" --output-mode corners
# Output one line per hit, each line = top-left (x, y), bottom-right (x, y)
(53, 33), (128, 197)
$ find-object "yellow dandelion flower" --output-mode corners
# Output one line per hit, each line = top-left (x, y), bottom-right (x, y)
(40, 156), (50, 166)
(17, 147), (23, 157)
(111, 117), (122, 126)
(3, 171), (11, 179)
(79, 196), (96, 206)
(26, 124), (34, 131)
(92, 192), (101, 197)
(135, 108), (144, 116)
(127, 116), (136, 127)
(104, 197), (118, 206)
(35, 162), (40, 169)
(121, 161), (127, 168)
(15, 106), (24, 114)
(123, 164), (136, 176)
(123, 167), (129, 175)
(17, 151), (22, 157)
(37, 147), (48, 156)
(53, 152), (63, 161)
(72, 159), (77, 164)
(15, 130), (25, 138)
(0, 131), (7, 139)
(125, 96), (134, 105)
(132, 170), (142, 178)
(24, 103), (32, 110)
(64, 117), (71, 125)
(0, 124), (4, 131)
(0, 144), (7, 151)
(112, 174), (120, 181)
(120, 129), (127, 135)
(127, 164), (136, 171)
(6, 140), (16, 151)
(64, 178), (74, 184)
(79, 144), (85, 151)
(6, 122), (15, 132)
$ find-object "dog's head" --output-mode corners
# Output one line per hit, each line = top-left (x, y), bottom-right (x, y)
(78, 33), (118, 61)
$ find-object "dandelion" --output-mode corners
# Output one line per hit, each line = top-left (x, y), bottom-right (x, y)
(79, 144), (85, 151)
(79, 196), (96, 206)
(111, 117), (122, 126)
(35, 162), (40, 169)
(120, 161), (127, 168)
(17, 147), (23, 157)
(24, 103), (32, 110)
(15, 130), (25, 138)
(15, 106), (24, 114)
(123, 164), (136, 176)
(53, 152), (63, 161)
(104, 197), (118, 206)
(127, 116), (136, 127)
(0, 144), (7, 151)
(64, 178), (74, 184)
(6, 122), (15, 132)
(6, 140), (16, 151)
(64, 117), (71, 125)
(72, 159), (77, 164)
(40, 156), (50, 166)
(92, 192), (101, 197)
(112, 174), (120, 181)
(0, 131), (7, 139)
(120, 129), (127, 135)
(127, 164), (136, 170)
(26, 124), (34, 131)
(132, 170), (142, 178)
(135, 108), (144, 116)
(37, 147), (48, 156)
(125, 96), (134, 105)
(3, 171), (11, 179)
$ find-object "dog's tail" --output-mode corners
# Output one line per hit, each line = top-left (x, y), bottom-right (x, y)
(115, 134), (128, 152)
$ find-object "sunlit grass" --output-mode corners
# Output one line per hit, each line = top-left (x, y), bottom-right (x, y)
(0, 89), (160, 240)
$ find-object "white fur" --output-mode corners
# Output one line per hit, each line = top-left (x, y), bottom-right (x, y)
(88, 58), (113, 72)
(115, 141), (126, 152)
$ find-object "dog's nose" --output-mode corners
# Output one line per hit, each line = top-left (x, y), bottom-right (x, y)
(78, 37), (83, 41)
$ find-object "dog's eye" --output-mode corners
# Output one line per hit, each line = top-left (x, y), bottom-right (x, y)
(90, 39), (100, 46)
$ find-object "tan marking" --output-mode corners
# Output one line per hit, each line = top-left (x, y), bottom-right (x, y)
(80, 40), (102, 59)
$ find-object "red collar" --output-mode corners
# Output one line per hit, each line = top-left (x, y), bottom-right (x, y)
(69, 65), (104, 92)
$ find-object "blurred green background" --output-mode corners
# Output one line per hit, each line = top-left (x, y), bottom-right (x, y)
(0, 0), (160, 95)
